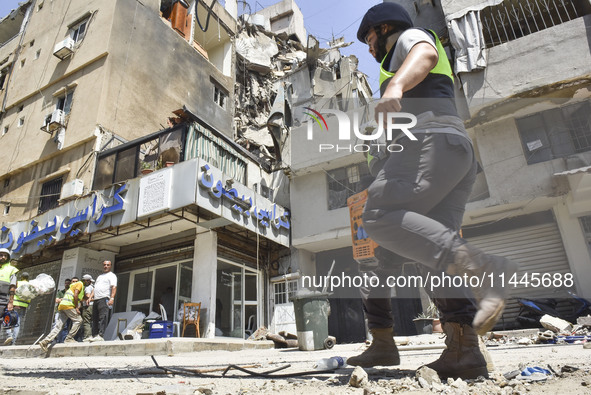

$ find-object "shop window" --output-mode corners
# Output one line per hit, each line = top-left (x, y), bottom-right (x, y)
(273, 280), (298, 305)
(481, 0), (590, 48)
(516, 101), (591, 165)
(327, 163), (370, 210)
(38, 177), (63, 214)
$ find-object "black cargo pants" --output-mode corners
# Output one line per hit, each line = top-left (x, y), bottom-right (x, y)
(360, 128), (478, 328)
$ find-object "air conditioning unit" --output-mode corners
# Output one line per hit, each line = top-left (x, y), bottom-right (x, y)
(60, 179), (84, 201)
(53, 37), (75, 60)
(48, 109), (65, 132)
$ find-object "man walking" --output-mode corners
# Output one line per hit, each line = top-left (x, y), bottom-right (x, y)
(90, 260), (117, 342)
(348, 2), (518, 379)
(81, 274), (94, 342)
(39, 277), (84, 351)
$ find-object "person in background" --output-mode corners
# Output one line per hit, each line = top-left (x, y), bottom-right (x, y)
(90, 261), (117, 342)
(39, 276), (84, 351)
(53, 278), (71, 344)
(81, 274), (94, 342)
(4, 271), (30, 346)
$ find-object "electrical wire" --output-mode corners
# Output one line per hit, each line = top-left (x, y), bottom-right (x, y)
(195, 0), (218, 32)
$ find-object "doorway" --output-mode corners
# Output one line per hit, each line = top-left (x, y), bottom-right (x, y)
(215, 258), (261, 338)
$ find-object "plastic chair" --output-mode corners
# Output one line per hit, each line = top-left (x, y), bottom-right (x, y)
(182, 302), (201, 338)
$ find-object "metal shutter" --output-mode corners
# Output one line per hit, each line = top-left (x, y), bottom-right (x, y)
(465, 222), (572, 330)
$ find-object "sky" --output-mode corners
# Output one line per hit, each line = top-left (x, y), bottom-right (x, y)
(0, 0), (382, 94)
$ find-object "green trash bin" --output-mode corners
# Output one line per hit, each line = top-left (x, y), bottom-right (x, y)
(291, 292), (336, 351)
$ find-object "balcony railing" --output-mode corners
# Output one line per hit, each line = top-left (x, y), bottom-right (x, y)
(481, 0), (590, 48)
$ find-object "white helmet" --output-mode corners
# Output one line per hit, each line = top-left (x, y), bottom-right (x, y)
(0, 248), (10, 259)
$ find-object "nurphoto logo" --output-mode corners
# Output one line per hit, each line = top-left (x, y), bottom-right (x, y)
(303, 108), (418, 153)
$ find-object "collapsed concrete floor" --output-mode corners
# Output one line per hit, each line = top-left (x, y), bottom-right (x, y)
(0, 333), (590, 394)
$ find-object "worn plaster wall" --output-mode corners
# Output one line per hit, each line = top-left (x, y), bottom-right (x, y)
(100, 0), (234, 140)
(460, 15), (591, 115)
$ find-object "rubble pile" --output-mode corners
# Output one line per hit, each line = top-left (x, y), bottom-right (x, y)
(234, 20), (306, 163)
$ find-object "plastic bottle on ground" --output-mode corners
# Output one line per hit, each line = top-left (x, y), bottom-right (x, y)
(315, 356), (347, 370)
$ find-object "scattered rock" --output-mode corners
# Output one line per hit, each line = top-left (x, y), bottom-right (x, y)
(415, 366), (441, 387)
(540, 314), (573, 333)
(584, 342), (591, 349)
(349, 366), (368, 388)
(517, 337), (533, 345)
(195, 388), (213, 395)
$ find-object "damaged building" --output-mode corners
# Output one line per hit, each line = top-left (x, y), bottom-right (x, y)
(0, 0), (298, 344)
(288, 0), (591, 343)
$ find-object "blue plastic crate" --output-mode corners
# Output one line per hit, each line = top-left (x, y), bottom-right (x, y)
(149, 320), (173, 338)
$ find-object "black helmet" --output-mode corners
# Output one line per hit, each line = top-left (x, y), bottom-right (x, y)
(357, 2), (413, 42)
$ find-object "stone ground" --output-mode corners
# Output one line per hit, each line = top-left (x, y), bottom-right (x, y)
(0, 336), (590, 395)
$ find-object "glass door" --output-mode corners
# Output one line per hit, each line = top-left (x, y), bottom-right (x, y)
(215, 258), (261, 338)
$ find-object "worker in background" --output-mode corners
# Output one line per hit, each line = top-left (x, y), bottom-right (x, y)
(4, 271), (31, 346)
(0, 248), (18, 344)
(349, 2), (518, 379)
(39, 277), (84, 351)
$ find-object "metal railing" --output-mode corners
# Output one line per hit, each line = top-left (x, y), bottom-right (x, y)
(481, 0), (586, 48)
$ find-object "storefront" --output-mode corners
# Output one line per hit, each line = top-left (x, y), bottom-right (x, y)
(1, 121), (291, 343)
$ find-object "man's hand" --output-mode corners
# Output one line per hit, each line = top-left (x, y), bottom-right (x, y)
(108, 298), (114, 307)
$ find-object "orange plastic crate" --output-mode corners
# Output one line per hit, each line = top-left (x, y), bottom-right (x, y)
(347, 190), (379, 266)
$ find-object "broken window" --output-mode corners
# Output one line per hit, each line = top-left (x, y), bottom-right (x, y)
(327, 163), (370, 210)
(0, 66), (10, 91)
(38, 177), (63, 214)
(580, 215), (591, 251)
(93, 124), (187, 190)
(69, 17), (89, 43)
(481, 0), (591, 48)
(56, 91), (74, 114)
(516, 100), (591, 165)
(213, 81), (228, 109)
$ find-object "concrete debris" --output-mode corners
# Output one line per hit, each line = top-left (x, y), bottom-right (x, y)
(234, 18), (371, 165)
(415, 366), (441, 387)
(265, 332), (298, 348)
(540, 314), (573, 333)
(584, 342), (591, 349)
(577, 315), (591, 327)
(349, 366), (368, 388)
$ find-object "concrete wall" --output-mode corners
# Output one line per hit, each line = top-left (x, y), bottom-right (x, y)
(255, 0), (306, 44)
(460, 15), (591, 115)
(100, 0), (234, 140)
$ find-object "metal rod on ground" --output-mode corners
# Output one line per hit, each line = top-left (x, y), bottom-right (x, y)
(321, 260), (336, 294)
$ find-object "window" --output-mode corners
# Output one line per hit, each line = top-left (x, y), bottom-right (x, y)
(327, 163), (371, 210)
(17, 105), (23, 112)
(516, 101), (591, 165)
(581, 215), (591, 247)
(35, 49), (41, 59)
(481, 0), (590, 48)
(3, 204), (9, 216)
(2, 126), (8, 136)
(70, 18), (89, 43)
(273, 280), (298, 305)
(56, 91), (74, 114)
(20, 59), (25, 68)
(29, 40), (35, 47)
(38, 177), (63, 214)
(213, 81), (228, 109)
(18, 117), (24, 127)
(0, 67), (8, 90)
(3, 178), (9, 188)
